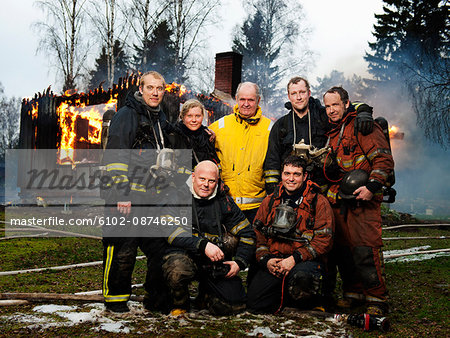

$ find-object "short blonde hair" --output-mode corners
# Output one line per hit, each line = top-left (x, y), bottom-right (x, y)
(179, 99), (205, 120)
(139, 71), (166, 87)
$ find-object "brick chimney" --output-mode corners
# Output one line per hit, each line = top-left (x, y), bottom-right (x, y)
(214, 52), (242, 98)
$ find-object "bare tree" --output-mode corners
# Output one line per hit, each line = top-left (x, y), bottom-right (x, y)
(0, 83), (21, 158)
(165, 0), (221, 83)
(232, 0), (313, 112)
(34, 0), (90, 91)
(123, 0), (169, 69)
(89, 0), (129, 88)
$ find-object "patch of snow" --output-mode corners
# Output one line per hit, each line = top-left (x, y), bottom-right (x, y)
(13, 302), (130, 332)
(383, 245), (450, 263)
(94, 322), (131, 334)
(33, 304), (77, 313)
(2, 314), (48, 324)
(55, 307), (105, 324)
(384, 245), (430, 256)
(387, 251), (450, 263)
(250, 327), (280, 337)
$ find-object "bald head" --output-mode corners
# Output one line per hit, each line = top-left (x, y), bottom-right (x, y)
(192, 160), (219, 198)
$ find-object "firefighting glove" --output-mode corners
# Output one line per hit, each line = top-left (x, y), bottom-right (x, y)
(265, 182), (278, 195)
(355, 104), (374, 135)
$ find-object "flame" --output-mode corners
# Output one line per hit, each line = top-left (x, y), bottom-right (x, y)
(165, 82), (187, 97)
(31, 102), (39, 119)
(389, 125), (405, 140)
(389, 125), (398, 135)
(57, 95), (117, 165)
(64, 89), (77, 96)
(31, 102), (39, 147)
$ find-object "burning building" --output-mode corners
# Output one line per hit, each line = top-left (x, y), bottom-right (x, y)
(16, 54), (240, 201)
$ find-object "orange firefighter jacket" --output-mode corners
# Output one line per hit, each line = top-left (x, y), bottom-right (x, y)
(254, 180), (334, 265)
(325, 110), (394, 204)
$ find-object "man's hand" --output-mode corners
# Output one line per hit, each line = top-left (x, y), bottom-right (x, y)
(355, 104), (374, 136)
(223, 261), (240, 278)
(278, 256), (296, 275)
(117, 201), (131, 215)
(353, 186), (373, 201)
(205, 128), (216, 143)
(205, 242), (224, 262)
(267, 258), (283, 277)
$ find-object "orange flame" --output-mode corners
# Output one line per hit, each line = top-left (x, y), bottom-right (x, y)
(57, 95), (117, 165)
(165, 82), (187, 97)
(389, 125), (398, 135)
(64, 89), (77, 96)
(31, 102), (39, 146)
(31, 102), (39, 119)
(389, 125), (405, 140)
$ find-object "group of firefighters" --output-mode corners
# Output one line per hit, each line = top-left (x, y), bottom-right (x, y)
(101, 71), (395, 318)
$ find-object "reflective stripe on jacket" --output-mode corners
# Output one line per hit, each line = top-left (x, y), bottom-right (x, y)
(254, 180), (334, 262)
(325, 110), (394, 204)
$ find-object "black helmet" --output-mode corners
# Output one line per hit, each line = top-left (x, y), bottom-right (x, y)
(339, 169), (369, 199)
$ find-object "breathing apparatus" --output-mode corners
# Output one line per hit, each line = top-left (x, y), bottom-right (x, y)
(291, 139), (334, 173)
(254, 199), (308, 243)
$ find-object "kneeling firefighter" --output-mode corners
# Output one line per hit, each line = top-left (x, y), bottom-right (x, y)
(247, 155), (334, 313)
(163, 160), (255, 316)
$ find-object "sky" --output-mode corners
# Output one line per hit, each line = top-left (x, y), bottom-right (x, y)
(0, 0), (384, 99)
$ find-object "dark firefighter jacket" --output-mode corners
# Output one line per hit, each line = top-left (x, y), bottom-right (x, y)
(263, 97), (328, 185)
(168, 121), (220, 168)
(325, 110), (394, 204)
(167, 188), (256, 270)
(102, 91), (173, 203)
(254, 180), (334, 267)
(263, 99), (372, 186)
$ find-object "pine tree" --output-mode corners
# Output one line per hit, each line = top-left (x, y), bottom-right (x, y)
(88, 40), (130, 90)
(312, 71), (374, 103)
(366, 0), (448, 81)
(232, 0), (312, 114)
(365, 0), (449, 146)
(233, 10), (279, 106)
(133, 20), (177, 83)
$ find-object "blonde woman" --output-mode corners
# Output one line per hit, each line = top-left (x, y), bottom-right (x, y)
(171, 99), (219, 166)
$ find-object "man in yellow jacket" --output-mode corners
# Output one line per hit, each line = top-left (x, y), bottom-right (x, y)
(209, 82), (273, 224)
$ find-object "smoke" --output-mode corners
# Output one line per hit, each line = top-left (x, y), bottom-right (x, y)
(364, 81), (450, 215)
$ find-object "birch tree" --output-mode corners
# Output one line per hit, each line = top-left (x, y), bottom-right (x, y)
(34, 0), (90, 91)
(165, 0), (221, 83)
(89, 0), (129, 88)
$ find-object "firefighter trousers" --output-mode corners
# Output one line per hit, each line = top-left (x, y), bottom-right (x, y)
(162, 252), (247, 315)
(102, 237), (169, 312)
(247, 260), (323, 313)
(327, 201), (387, 306)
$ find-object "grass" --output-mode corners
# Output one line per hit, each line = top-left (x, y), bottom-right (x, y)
(0, 207), (449, 336)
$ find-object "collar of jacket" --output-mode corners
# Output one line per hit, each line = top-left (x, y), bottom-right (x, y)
(177, 121), (206, 137)
(233, 104), (262, 125)
(327, 109), (357, 136)
(186, 175), (218, 200)
(274, 179), (319, 202)
(133, 91), (161, 114)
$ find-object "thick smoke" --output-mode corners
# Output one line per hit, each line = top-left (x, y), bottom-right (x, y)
(362, 82), (450, 216)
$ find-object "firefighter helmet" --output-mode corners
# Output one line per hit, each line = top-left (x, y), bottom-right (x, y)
(338, 169), (369, 199)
